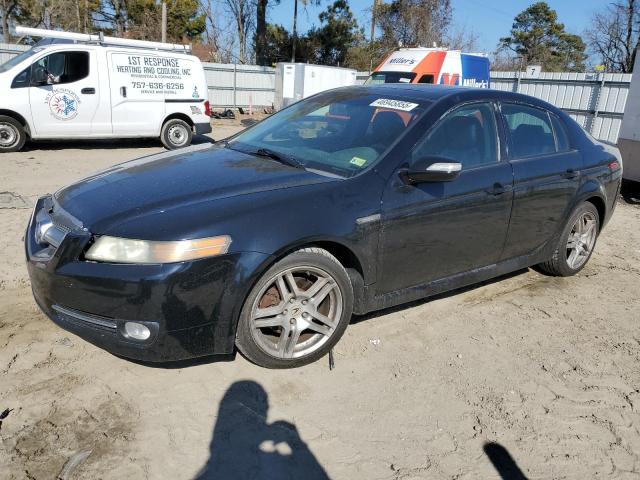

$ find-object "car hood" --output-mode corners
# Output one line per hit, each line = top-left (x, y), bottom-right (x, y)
(54, 143), (335, 234)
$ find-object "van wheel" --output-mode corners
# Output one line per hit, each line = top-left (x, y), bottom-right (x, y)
(161, 119), (192, 150)
(0, 116), (27, 153)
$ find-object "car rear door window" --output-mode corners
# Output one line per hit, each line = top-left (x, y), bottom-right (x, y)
(412, 102), (498, 169)
(501, 103), (555, 157)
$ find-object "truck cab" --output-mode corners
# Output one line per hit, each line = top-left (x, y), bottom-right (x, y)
(366, 48), (490, 89)
(0, 27), (211, 152)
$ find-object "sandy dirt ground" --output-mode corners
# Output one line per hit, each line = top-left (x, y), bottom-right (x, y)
(1, 119), (639, 479)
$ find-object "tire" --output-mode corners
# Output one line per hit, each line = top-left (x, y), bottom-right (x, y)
(236, 248), (354, 369)
(0, 115), (27, 153)
(160, 119), (192, 150)
(537, 202), (600, 277)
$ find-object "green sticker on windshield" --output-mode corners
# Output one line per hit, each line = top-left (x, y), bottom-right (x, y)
(350, 156), (367, 167)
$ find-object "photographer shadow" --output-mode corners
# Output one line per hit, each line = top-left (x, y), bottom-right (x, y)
(194, 380), (329, 480)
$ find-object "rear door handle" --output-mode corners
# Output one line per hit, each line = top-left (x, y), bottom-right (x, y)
(563, 168), (580, 179)
(486, 182), (507, 196)
(120, 86), (127, 98)
(81, 87), (95, 94)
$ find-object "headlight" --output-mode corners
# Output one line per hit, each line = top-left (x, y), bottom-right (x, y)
(85, 235), (232, 264)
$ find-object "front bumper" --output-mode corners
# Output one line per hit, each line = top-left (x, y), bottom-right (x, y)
(25, 196), (271, 362)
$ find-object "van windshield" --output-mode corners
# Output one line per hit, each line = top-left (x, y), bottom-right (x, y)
(365, 71), (416, 85)
(0, 47), (42, 73)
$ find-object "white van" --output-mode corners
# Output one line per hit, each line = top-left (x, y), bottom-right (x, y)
(0, 27), (211, 152)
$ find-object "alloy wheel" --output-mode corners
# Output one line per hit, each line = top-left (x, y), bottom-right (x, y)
(566, 211), (597, 269)
(249, 266), (343, 359)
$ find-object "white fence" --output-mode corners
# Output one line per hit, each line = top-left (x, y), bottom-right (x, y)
(0, 43), (632, 143)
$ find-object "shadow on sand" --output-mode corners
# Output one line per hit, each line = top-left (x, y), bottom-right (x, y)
(194, 380), (329, 480)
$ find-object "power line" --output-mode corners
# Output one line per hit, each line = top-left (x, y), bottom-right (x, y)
(456, 0), (515, 19)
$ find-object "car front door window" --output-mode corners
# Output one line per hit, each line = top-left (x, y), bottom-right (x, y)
(411, 102), (498, 169)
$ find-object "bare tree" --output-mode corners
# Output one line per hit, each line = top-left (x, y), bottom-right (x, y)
(586, 0), (639, 72)
(0, 0), (19, 42)
(375, 0), (452, 50)
(445, 24), (479, 51)
(224, 0), (255, 63)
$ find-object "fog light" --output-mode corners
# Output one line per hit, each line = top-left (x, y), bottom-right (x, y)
(124, 322), (151, 340)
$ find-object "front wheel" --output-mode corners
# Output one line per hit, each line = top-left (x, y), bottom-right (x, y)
(160, 119), (192, 150)
(235, 248), (354, 369)
(537, 202), (600, 276)
(0, 115), (27, 153)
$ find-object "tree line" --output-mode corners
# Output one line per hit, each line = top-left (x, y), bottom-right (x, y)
(0, 0), (638, 72)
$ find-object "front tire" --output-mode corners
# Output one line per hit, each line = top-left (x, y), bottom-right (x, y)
(0, 115), (27, 153)
(236, 248), (354, 369)
(537, 202), (600, 277)
(160, 119), (192, 150)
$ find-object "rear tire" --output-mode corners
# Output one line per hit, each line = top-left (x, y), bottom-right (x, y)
(235, 248), (354, 369)
(0, 115), (27, 153)
(537, 202), (600, 277)
(160, 119), (192, 150)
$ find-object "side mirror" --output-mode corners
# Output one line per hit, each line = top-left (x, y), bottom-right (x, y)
(401, 156), (462, 184)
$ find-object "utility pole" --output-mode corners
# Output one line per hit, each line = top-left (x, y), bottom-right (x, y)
(370, 0), (377, 43)
(161, 2), (167, 43)
(291, 0), (298, 62)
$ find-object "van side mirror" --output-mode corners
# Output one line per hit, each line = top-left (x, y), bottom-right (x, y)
(401, 156), (462, 184)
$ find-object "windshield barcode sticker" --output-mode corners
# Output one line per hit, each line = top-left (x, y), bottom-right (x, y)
(370, 98), (419, 111)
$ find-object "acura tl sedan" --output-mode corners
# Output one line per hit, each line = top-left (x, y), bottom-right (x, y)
(26, 85), (622, 368)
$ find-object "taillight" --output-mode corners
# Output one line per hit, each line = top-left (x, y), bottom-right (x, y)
(608, 160), (620, 171)
(204, 100), (211, 117)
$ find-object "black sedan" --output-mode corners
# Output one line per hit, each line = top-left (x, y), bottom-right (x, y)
(26, 85), (622, 368)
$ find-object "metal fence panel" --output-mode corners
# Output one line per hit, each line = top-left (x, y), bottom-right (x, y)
(0, 43), (633, 142)
(0, 42), (28, 64)
(490, 72), (632, 143)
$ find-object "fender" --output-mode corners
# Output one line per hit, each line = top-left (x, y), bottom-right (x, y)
(268, 234), (372, 285)
(571, 179), (608, 224)
(0, 109), (31, 136)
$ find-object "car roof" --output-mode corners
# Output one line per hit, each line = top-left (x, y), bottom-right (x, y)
(341, 83), (560, 113)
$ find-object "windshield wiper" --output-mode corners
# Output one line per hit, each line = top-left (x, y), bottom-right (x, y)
(254, 148), (305, 169)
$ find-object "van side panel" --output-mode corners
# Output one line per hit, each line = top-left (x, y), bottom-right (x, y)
(437, 51), (462, 86)
(411, 51), (446, 84)
(108, 50), (168, 136)
(461, 54), (490, 88)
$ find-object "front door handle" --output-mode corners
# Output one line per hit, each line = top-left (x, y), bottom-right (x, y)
(563, 168), (580, 179)
(486, 182), (507, 196)
(81, 87), (95, 94)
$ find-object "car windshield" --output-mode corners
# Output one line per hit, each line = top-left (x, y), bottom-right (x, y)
(228, 89), (430, 178)
(365, 72), (417, 85)
(0, 47), (41, 73)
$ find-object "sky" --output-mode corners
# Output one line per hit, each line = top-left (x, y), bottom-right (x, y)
(267, 0), (605, 54)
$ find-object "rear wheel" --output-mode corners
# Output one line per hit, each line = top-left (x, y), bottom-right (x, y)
(160, 118), (192, 150)
(0, 116), (26, 153)
(235, 248), (354, 369)
(537, 202), (600, 276)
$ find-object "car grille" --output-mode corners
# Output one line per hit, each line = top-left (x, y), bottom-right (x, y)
(34, 197), (86, 250)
